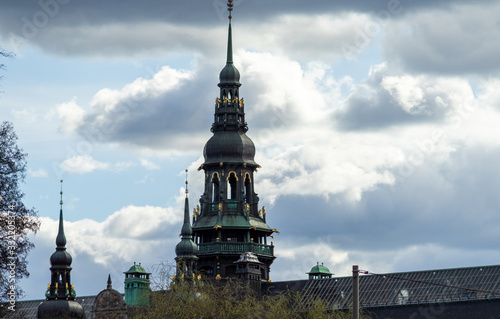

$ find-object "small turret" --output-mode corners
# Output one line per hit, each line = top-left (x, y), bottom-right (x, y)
(124, 262), (151, 306)
(175, 170), (199, 280)
(37, 180), (85, 319)
(307, 262), (333, 280)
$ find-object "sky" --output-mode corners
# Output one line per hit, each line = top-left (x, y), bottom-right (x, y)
(1, 0), (500, 300)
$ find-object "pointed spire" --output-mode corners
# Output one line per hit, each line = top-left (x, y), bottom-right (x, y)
(219, 0), (240, 86)
(175, 169), (198, 259)
(56, 180), (66, 249)
(181, 169), (192, 238)
(226, 1), (234, 65)
(107, 274), (112, 289)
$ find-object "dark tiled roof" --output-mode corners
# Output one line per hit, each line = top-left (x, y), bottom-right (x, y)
(297, 264), (500, 310)
(6, 296), (96, 319)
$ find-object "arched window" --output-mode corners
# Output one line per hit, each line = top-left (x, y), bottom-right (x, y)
(244, 173), (251, 203)
(227, 172), (238, 200)
(212, 173), (220, 202)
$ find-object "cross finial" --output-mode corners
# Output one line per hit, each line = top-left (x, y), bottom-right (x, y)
(60, 180), (63, 207)
(185, 169), (189, 197)
(228, 0), (234, 20)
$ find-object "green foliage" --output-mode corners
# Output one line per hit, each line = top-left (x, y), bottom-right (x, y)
(0, 121), (40, 312)
(132, 279), (371, 319)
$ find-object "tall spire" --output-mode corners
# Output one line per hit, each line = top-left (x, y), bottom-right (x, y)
(175, 170), (199, 280)
(38, 181), (85, 319)
(219, 0), (240, 86)
(226, 0), (234, 64)
(48, 180), (73, 296)
(181, 169), (192, 238)
(55, 180), (66, 249)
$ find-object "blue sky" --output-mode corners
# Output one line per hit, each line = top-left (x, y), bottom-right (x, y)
(1, 0), (500, 300)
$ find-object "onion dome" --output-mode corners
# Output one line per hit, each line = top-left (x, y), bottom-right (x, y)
(203, 131), (256, 165)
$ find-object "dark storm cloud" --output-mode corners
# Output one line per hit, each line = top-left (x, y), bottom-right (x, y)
(75, 63), (217, 151)
(0, 0), (484, 58)
(269, 144), (500, 255)
(0, 0), (471, 29)
(382, 3), (500, 75)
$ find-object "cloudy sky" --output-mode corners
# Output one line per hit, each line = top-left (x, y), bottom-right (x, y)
(1, 0), (500, 300)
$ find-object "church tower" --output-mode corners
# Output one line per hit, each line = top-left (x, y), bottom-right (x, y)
(37, 181), (86, 319)
(192, 0), (276, 281)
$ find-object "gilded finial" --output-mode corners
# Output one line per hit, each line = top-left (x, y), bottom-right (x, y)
(227, 0), (234, 20)
(60, 180), (63, 207)
(185, 169), (189, 197)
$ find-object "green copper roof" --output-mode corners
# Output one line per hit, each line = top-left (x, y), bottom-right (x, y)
(124, 262), (150, 275)
(308, 263), (333, 275)
(193, 214), (271, 231)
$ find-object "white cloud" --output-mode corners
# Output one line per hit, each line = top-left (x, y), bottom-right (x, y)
(36, 201), (184, 269)
(89, 65), (192, 114)
(239, 13), (376, 61)
(28, 168), (48, 178)
(11, 108), (37, 123)
(60, 155), (109, 174)
(57, 97), (85, 133)
(381, 74), (473, 115)
(140, 159), (160, 170)
(113, 161), (136, 171)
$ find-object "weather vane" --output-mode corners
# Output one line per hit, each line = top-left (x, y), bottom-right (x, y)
(227, 0), (234, 20)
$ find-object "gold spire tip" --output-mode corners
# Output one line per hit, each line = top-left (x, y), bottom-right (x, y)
(227, 0), (234, 19)
(59, 180), (63, 206)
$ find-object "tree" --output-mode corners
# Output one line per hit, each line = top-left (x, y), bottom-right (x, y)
(132, 278), (372, 319)
(0, 48), (13, 86)
(0, 121), (40, 314)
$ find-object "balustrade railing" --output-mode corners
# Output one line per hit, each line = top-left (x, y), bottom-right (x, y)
(198, 242), (273, 256)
